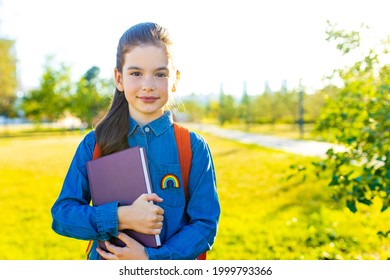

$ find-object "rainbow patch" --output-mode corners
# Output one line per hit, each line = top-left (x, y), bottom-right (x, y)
(161, 174), (180, 189)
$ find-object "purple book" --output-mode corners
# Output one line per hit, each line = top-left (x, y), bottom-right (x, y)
(86, 146), (161, 251)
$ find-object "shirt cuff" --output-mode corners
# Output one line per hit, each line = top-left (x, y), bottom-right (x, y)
(145, 246), (172, 260)
(95, 201), (119, 239)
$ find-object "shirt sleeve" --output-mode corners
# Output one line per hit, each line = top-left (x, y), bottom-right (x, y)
(51, 131), (119, 241)
(145, 132), (221, 259)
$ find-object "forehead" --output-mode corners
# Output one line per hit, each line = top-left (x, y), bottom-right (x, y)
(123, 45), (171, 69)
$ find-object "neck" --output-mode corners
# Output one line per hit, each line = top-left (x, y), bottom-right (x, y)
(129, 110), (164, 126)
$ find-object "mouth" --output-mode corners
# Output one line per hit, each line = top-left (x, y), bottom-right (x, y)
(137, 96), (160, 103)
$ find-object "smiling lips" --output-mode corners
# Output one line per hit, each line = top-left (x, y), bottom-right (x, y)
(137, 96), (159, 103)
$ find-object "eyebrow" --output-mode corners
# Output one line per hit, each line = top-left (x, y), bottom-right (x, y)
(126, 66), (169, 72)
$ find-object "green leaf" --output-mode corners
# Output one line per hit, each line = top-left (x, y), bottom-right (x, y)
(357, 197), (373, 206)
(366, 134), (375, 143)
(347, 199), (357, 213)
(326, 148), (334, 157)
(329, 175), (339, 186)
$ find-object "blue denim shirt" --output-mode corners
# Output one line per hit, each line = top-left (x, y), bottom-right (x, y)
(51, 111), (220, 260)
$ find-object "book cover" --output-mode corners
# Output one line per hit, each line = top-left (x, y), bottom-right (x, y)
(86, 146), (161, 251)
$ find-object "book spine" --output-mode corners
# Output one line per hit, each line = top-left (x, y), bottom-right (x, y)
(139, 148), (152, 194)
(139, 148), (162, 247)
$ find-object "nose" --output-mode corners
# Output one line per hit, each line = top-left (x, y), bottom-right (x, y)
(142, 76), (156, 92)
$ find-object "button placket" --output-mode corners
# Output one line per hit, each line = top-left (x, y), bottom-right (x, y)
(134, 127), (148, 150)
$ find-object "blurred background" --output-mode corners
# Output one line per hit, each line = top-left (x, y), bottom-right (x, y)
(1, 0), (390, 260)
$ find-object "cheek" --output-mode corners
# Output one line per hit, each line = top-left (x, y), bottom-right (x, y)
(123, 78), (140, 92)
(156, 79), (169, 91)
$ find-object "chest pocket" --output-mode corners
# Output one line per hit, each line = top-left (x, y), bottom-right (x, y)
(149, 161), (186, 208)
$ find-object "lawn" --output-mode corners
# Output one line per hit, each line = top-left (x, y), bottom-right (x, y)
(0, 128), (389, 259)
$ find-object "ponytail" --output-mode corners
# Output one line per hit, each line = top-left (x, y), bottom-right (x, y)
(94, 89), (129, 156)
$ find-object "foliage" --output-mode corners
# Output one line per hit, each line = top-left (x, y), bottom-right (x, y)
(217, 91), (236, 125)
(0, 38), (17, 117)
(176, 93), (207, 122)
(312, 22), (390, 214)
(20, 60), (113, 127)
(69, 66), (113, 127)
(303, 85), (339, 123)
(1, 130), (390, 259)
(237, 83), (252, 129)
(21, 56), (71, 123)
(325, 20), (362, 55)
(182, 82), (329, 129)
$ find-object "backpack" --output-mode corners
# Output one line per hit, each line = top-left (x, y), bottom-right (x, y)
(86, 123), (207, 260)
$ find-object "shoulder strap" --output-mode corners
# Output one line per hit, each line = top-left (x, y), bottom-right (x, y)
(173, 123), (192, 200)
(173, 123), (207, 260)
(86, 141), (101, 258)
(92, 142), (101, 160)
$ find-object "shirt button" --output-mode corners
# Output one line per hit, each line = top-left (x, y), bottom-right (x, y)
(144, 127), (150, 133)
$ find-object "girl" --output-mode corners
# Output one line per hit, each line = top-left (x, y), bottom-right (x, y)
(51, 22), (220, 260)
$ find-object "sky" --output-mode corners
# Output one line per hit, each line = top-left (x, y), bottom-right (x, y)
(1, 0), (390, 97)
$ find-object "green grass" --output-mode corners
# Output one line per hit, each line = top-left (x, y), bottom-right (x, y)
(1, 129), (390, 259)
(203, 133), (390, 260)
(0, 131), (89, 259)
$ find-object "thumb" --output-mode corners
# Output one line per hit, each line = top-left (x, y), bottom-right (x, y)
(143, 193), (163, 203)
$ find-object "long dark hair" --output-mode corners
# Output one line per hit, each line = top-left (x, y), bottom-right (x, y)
(95, 22), (172, 156)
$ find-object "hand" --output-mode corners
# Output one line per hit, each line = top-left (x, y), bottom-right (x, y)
(118, 193), (164, 235)
(96, 232), (148, 260)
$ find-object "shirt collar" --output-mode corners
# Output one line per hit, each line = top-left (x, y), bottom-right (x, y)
(128, 111), (173, 136)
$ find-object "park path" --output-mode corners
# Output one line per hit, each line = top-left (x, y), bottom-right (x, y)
(185, 123), (346, 158)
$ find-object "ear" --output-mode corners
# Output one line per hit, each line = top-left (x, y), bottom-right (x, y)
(114, 68), (124, 92)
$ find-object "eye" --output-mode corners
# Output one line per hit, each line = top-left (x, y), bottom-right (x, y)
(130, 71), (142, 76)
(155, 72), (167, 78)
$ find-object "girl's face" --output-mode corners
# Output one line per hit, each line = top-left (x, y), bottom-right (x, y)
(115, 45), (176, 125)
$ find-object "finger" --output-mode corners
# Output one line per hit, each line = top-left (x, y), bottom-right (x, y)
(154, 206), (164, 215)
(155, 215), (164, 222)
(118, 232), (146, 247)
(151, 215), (164, 225)
(139, 225), (162, 235)
(144, 193), (163, 203)
(104, 240), (123, 257)
(146, 212), (164, 225)
(149, 228), (162, 235)
(117, 232), (133, 247)
(153, 221), (163, 229)
(96, 246), (117, 260)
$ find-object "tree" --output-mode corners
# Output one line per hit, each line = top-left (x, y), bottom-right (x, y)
(0, 38), (17, 118)
(311, 22), (390, 217)
(217, 91), (236, 125)
(304, 85), (339, 124)
(69, 66), (112, 127)
(237, 81), (252, 130)
(251, 92), (272, 123)
(178, 93), (206, 122)
(21, 56), (71, 123)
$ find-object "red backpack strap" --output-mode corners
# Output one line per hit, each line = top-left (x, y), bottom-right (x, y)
(92, 142), (101, 160)
(86, 141), (101, 258)
(197, 252), (207, 260)
(173, 123), (192, 200)
(173, 123), (207, 260)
